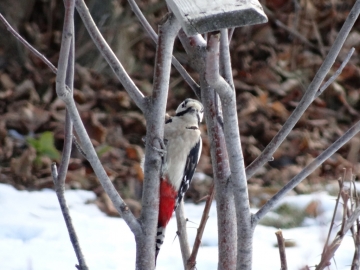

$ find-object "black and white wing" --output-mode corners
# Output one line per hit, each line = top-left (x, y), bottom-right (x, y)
(174, 137), (202, 210)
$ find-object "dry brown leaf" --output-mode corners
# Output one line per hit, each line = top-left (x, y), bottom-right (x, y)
(126, 144), (143, 162)
(6, 102), (50, 132)
(305, 200), (320, 217)
(133, 162), (144, 181)
(270, 101), (289, 119)
(81, 111), (107, 144)
(0, 73), (15, 89)
(10, 146), (36, 180)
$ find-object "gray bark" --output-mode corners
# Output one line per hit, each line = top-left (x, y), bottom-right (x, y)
(200, 77), (237, 270)
(136, 13), (181, 269)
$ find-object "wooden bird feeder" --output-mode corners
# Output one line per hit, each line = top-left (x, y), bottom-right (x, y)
(166, 0), (268, 36)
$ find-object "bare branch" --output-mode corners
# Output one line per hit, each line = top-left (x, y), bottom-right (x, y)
(200, 78), (237, 269)
(52, 16), (88, 268)
(275, 230), (288, 270)
(177, 30), (206, 87)
(254, 119), (360, 223)
(316, 47), (355, 98)
(245, 0), (360, 179)
(52, 164), (88, 270)
(172, 57), (201, 98)
(56, 0), (74, 98)
(228, 28), (235, 42)
(53, 29), (85, 261)
(0, 13), (57, 74)
(263, 6), (317, 50)
(187, 184), (215, 269)
(275, 19), (317, 49)
(175, 201), (191, 270)
(352, 232), (360, 270)
(126, 0), (201, 97)
(351, 175), (360, 270)
(75, 0), (146, 112)
(322, 177), (343, 259)
(316, 191), (360, 270)
(136, 13), (181, 268)
(56, 0), (141, 237)
(58, 30), (75, 184)
(219, 29), (234, 88)
(205, 32), (251, 269)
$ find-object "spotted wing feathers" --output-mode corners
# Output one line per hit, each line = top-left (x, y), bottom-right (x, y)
(174, 137), (202, 210)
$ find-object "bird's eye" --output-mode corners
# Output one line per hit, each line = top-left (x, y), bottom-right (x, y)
(182, 103), (185, 108)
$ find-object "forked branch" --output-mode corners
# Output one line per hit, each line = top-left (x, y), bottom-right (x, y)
(205, 32), (252, 269)
(56, 0), (141, 236)
(52, 2), (87, 269)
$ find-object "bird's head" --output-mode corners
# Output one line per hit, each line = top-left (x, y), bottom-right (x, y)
(175, 98), (204, 126)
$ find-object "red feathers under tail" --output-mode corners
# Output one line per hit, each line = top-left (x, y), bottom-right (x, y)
(155, 178), (177, 262)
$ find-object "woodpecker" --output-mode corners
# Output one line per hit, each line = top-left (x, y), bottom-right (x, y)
(155, 98), (204, 261)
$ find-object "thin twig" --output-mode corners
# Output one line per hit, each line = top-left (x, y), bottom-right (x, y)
(228, 28), (235, 42)
(0, 13), (58, 74)
(52, 164), (88, 270)
(175, 201), (191, 270)
(54, 18), (88, 267)
(262, 6), (317, 50)
(275, 19), (317, 49)
(58, 29), (75, 183)
(316, 191), (360, 270)
(72, 135), (87, 157)
(352, 185), (360, 270)
(275, 230), (288, 270)
(177, 30), (206, 86)
(352, 231), (360, 270)
(316, 47), (355, 98)
(246, 0), (360, 180)
(56, 0), (141, 236)
(340, 191), (349, 237)
(322, 176), (343, 259)
(75, 0), (146, 112)
(254, 118), (360, 223)
(219, 29), (234, 88)
(187, 184), (215, 269)
(350, 170), (354, 213)
(311, 19), (326, 58)
(126, 0), (201, 97)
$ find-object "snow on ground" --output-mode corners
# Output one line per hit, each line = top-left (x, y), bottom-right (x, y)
(0, 183), (355, 270)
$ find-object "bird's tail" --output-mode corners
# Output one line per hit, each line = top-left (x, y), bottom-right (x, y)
(155, 226), (166, 261)
(155, 178), (177, 263)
